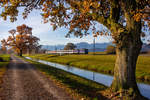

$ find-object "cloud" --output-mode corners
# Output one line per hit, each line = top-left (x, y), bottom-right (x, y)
(0, 9), (112, 45)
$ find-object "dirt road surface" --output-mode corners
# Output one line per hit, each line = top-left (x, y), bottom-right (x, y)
(0, 55), (75, 100)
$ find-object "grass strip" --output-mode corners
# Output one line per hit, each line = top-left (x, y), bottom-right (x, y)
(0, 54), (10, 85)
(24, 54), (150, 83)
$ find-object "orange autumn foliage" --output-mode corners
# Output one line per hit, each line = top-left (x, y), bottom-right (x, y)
(1, 24), (40, 56)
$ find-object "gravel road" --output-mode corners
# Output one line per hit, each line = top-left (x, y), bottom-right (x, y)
(0, 55), (75, 100)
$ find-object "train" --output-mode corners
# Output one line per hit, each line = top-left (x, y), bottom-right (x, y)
(45, 49), (88, 54)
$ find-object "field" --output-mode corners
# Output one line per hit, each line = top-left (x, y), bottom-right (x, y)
(24, 54), (150, 83)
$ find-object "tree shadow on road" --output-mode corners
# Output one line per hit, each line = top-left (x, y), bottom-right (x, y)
(32, 61), (110, 100)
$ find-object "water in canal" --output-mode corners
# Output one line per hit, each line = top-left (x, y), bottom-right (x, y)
(25, 57), (150, 99)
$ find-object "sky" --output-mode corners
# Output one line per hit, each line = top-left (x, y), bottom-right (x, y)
(0, 9), (113, 46)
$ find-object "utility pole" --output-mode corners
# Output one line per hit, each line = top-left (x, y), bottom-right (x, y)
(55, 45), (57, 51)
(47, 45), (48, 50)
(55, 45), (57, 55)
(93, 34), (97, 55)
(93, 37), (95, 55)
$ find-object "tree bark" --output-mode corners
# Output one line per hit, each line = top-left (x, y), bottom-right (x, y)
(19, 49), (23, 57)
(111, 32), (143, 97)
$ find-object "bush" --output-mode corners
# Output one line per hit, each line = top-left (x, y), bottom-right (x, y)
(106, 45), (116, 54)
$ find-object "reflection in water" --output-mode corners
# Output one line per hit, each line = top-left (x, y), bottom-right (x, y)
(25, 57), (150, 99)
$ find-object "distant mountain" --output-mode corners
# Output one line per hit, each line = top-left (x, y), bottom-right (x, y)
(76, 42), (112, 49)
(141, 43), (150, 52)
(42, 42), (150, 52)
(41, 42), (112, 52)
(41, 45), (65, 51)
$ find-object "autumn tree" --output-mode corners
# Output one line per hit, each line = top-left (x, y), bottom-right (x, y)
(0, 45), (7, 54)
(64, 43), (76, 50)
(0, 0), (150, 99)
(1, 24), (40, 56)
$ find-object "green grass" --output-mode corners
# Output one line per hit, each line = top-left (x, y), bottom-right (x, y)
(0, 54), (10, 84)
(23, 57), (107, 100)
(0, 54), (10, 62)
(88, 52), (107, 55)
(136, 56), (150, 81)
(24, 54), (150, 83)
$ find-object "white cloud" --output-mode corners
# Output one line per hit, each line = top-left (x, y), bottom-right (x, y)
(0, 9), (112, 45)
(65, 35), (113, 44)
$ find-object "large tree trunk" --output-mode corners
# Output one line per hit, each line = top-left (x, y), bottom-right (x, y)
(111, 31), (143, 99)
(109, 6), (145, 97)
(19, 49), (23, 57)
(111, 42), (142, 90)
